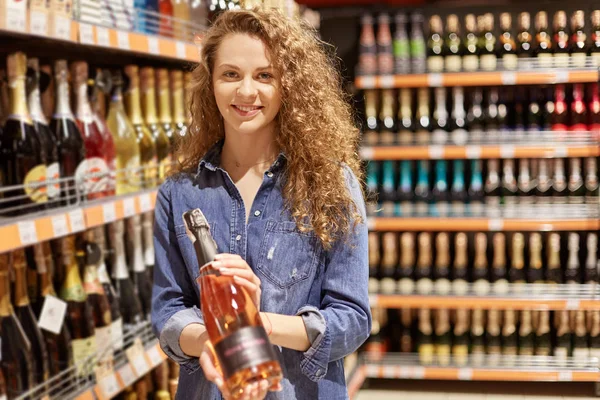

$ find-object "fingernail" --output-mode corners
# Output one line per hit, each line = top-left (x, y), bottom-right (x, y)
(213, 261), (223, 269)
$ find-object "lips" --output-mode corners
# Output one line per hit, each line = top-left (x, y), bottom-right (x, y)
(232, 104), (263, 117)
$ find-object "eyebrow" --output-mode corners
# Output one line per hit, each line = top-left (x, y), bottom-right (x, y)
(217, 63), (274, 71)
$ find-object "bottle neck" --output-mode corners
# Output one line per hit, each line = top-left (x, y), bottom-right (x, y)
(9, 75), (31, 122)
(110, 86), (126, 110)
(172, 87), (186, 124)
(132, 223), (146, 273)
(158, 87), (173, 124)
(54, 77), (74, 120)
(28, 84), (48, 125)
(586, 236), (597, 268)
(452, 88), (465, 118)
(13, 262), (30, 307)
(97, 260), (111, 284)
(142, 87), (159, 125)
(76, 82), (94, 123)
(61, 254), (87, 302)
(0, 269), (13, 317)
(435, 89), (447, 119)
(126, 87), (144, 125)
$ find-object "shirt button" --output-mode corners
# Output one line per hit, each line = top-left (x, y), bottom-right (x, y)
(315, 369), (322, 377)
(254, 210), (261, 217)
(266, 172), (274, 178)
(235, 235), (242, 241)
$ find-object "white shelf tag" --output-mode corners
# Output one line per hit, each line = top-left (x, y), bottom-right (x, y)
(500, 72), (517, 85)
(139, 193), (152, 213)
(500, 145), (515, 158)
(18, 220), (38, 246)
(103, 203), (117, 223)
(148, 37), (160, 55)
(359, 147), (374, 160)
(29, 11), (48, 36)
(368, 295), (378, 307)
(176, 42), (186, 59)
(146, 346), (163, 367)
(553, 147), (568, 158)
(379, 75), (394, 88)
(96, 27), (110, 47)
(123, 197), (136, 217)
(382, 366), (396, 378)
(566, 299), (580, 310)
(412, 367), (426, 379)
(427, 73), (443, 87)
(117, 31), (130, 50)
(465, 145), (481, 159)
(130, 354), (150, 376)
(79, 23), (94, 45)
(365, 365), (379, 377)
(428, 145), (444, 159)
(51, 214), (69, 237)
(53, 16), (71, 40)
(399, 367), (411, 379)
(118, 364), (136, 387)
(558, 371), (573, 381)
(98, 373), (120, 398)
(554, 70), (569, 83)
(458, 368), (473, 380)
(488, 219), (504, 231)
(5, 0), (27, 32)
(38, 295), (67, 335)
(68, 209), (86, 232)
(360, 76), (376, 89)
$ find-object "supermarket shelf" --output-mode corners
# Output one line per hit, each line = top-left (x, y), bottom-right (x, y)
(0, 189), (157, 254)
(367, 217), (600, 232)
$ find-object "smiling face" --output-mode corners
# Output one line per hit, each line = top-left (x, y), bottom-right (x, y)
(212, 33), (282, 139)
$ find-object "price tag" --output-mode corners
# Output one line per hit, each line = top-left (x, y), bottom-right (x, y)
(79, 23), (94, 45)
(465, 145), (481, 159)
(117, 31), (130, 50)
(382, 365), (396, 378)
(51, 214), (69, 237)
(366, 218), (375, 231)
(123, 197), (136, 217)
(68, 209), (86, 232)
(365, 365), (379, 377)
(5, 0), (27, 32)
(358, 147), (374, 160)
(500, 71), (517, 85)
(359, 76), (376, 89)
(428, 145), (444, 159)
(558, 371), (573, 381)
(29, 11), (48, 36)
(368, 294), (378, 307)
(176, 41), (186, 59)
(379, 75), (394, 89)
(18, 221), (38, 246)
(412, 367), (425, 379)
(96, 27), (110, 47)
(500, 144), (515, 159)
(37, 295), (67, 334)
(553, 147), (568, 158)
(554, 70), (569, 83)
(427, 73), (443, 87)
(148, 36), (160, 55)
(126, 338), (150, 376)
(98, 373), (120, 398)
(139, 193), (152, 213)
(117, 364), (136, 387)
(458, 368), (473, 380)
(146, 345), (163, 367)
(566, 299), (580, 310)
(488, 219), (504, 231)
(399, 367), (411, 379)
(103, 203), (117, 223)
(53, 16), (71, 41)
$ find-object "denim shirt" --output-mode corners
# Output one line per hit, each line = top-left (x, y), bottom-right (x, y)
(151, 143), (371, 400)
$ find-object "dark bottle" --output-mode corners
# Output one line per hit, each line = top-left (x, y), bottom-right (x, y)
(485, 310), (502, 361)
(368, 232), (380, 294)
(0, 52), (48, 215)
(585, 158), (599, 204)
(379, 89), (396, 146)
(427, 15), (444, 73)
(377, 13), (394, 75)
(450, 160), (467, 216)
(502, 159), (518, 208)
(509, 233), (527, 284)
(467, 88), (484, 143)
(518, 159), (535, 205)
(484, 159), (501, 213)
(431, 87), (448, 145)
(417, 308), (434, 365)
(571, 10), (588, 67)
(499, 13), (518, 70)
(365, 161), (379, 216)
(434, 309), (451, 366)
(358, 15), (377, 76)
(398, 160), (414, 217)
(571, 84), (588, 132)
(491, 233), (509, 294)
(379, 232), (398, 294)
(468, 159), (484, 216)
(414, 88), (430, 145)
(433, 233), (451, 295)
(432, 161), (449, 217)
(0, 253), (35, 397)
(497, 88), (510, 134)
(552, 159), (568, 203)
(397, 88), (414, 145)
(444, 14), (463, 72)
(393, 13), (410, 74)
(585, 233), (599, 284)
(142, 212), (155, 279)
(415, 233), (433, 295)
(380, 161), (396, 217)
(572, 310), (589, 364)
(13, 249), (50, 385)
(590, 310), (600, 361)
(452, 233), (469, 295)
(410, 12), (427, 73)
(483, 88), (499, 140)
(554, 311), (572, 360)
(519, 310), (534, 356)
(528, 233), (545, 284)
(590, 83), (600, 132)
(27, 57), (61, 206)
(526, 87), (542, 131)
(50, 60), (86, 206)
(127, 215), (153, 318)
(592, 11), (600, 66)
(541, 86), (555, 130)
(568, 158), (586, 204)
(517, 12), (534, 67)
(363, 90), (379, 146)
(515, 87), (528, 133)
(450, 87), (468, 145)
(546, 233), (563, 284)
(414, 160), (432, 216)
(462, 14), (480, 72)
(536, 159), (553, 202)
(553, 11), (570, 68)
(502, 310), (518, 360)
(470, 309), (486, 366)
(479, 13), (497, 71)
(535, 12), (553, 67)
(398, 232), (415, 295)
(565, 233), (581, 284)
(399, 308), (413, 353)
(472, 232), (490, 296)
(535, 310), (552, 356)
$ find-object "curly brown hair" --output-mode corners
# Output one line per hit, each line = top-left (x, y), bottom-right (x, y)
(177, 8), (363, 249)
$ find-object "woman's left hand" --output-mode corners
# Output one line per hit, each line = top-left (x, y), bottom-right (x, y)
(214, 253), (262, 310)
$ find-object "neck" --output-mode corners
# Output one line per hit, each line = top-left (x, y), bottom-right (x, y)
(221, 130), (279, 176)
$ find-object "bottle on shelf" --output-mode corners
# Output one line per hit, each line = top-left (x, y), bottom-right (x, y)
(450, 160), (467, 216)
(0, 52), (48, 215)
(472, 232), (490, 296)
(470, 309), (486, 366)
(491, 233), (508, 294)
(363, 90), (379, 146)
(584, 158), (598, 204)
(527, 87), (542, 132)
(591, 10), (600, 66)
(398, 160), (414, 216)
(432, 161), (449, 216)
(377, 13), (394, 76)
(553, 11), (570, 68)
(106, 70), (142, 195)
(468, 159), (484, 216)
(417, 308), (434, 365)
(398, 232), (415, 295)
(415, 232), (433, 295)
(393, 13), (410, 75)
(379, 233), (398, 294)
(554, 310), (572, 362)
(528, 233), (544, 284)
(452, 308), (469, 366)
(379, 90), (396, 145)
(127, 216), (153, 318)
(517, 12), (534, 67)
(431, 87), (448, 145)
(462, 14), (479, 72)
(546, 233), (563, 284)
(484, 159), (501, 215)
(499, 12), (517, 70)
(433, 233), (451, 295)
(452, 233), (468, 295)
(358, 15), (377, 76)
(519, 310), (534, 356)
(399, 308), (413, 353)
(551, 85), (569, 132)
(142, 213), (156, 279)
(588, 310), (600, 360)
(535, 310), (551, 356)
(589, 83), (600, 133)
(380, 161), (396, 217)
(534, 11), (553, 68)
(479, 13), (497, 71)
(565, 233), (581, 284)
(368, 232), (380, 294)
(509, 233), (527, 285)
(427, 15), (444, 73)
(483, 88), (499, 140)
(572, 310), (589, 366)
(536, 159), (553, 202)
(517, 159), (535, 205)
(571, 84), (588, 132)
(365, 161), (379, 216)
(434, 309), (451, 366)
(449, 87), (467, 145)
(159, 0), (174, 37)
(172, 0), (191, 40)
(584, 233), (599, 284)
(485, 309), (502, 363)
(502, 309), (517, 362)
(570, 10), (588, 67)
(552, 158), (568, 204)
(444, 14), (463, 72)
(410, 12), (427, 73)
(27, 58), (61, 206)
(414, 88), (430, 145)
(414, 160), (432, 216)
(501, 159), (518, 211)
(157, 69), (177, 154)
(397, 88), (413, 145)
(171, 70), (189, 149)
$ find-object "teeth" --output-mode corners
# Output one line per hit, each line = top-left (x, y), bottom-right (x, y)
(236, 105), (260, 112)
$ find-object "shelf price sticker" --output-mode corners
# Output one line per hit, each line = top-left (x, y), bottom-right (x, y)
(500, 71), (517, 85)
(51, 214), (69, 237)
(97, 373), (120, 399)
(500, 144), (515, 159)
(148, 36), (160, 55)
(488, 219), (504, 231)
(68, 208), (86, 232)
(427, 73), (443, 87)
(5, 0), (27, 33)
(79, 23), (95, 45)
(458, 368), (473, 381)
(553, 147), (568, 158)
(29, 11), (49, 36)
(412, 367), (425, 379)
(53, 15), (72, 41)
(126, 338), (151, 377)
(103, 203), (117, 223)
(139, 193), (152, 213)
(554, 70), (569, 84)
(96, 27), (110, 47)
(117, 30), (130, 50)
(428, 145), (444, 159)
(18, 220), (38, 246)
(465, 145), (482, 159)
(146, 345), (164, 367)
(379, 75), (395, 89)
(358, 147), (374, 160)
(558, 371), (573, 381)
(176, 41), (186, 59)
(566, 299), (580, 310)
(38, 295), (67, 334)
(365, 364), (379, 377)
(123, 197), (136, 217)
(117, 363), (136, 388)
(382, 365), (396, 379)
(359, 76), (376, 89)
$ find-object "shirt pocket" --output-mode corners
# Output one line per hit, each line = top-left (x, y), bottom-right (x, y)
(256, 220), (322, 289)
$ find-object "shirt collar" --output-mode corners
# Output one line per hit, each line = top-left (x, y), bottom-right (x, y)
(197, 139), (287, 175)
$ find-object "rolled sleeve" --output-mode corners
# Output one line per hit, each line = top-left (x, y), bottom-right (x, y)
(159, 307), (204, 374)
(297, 166), (372, 382)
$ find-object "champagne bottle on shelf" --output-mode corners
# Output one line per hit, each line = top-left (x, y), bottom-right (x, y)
(142, 213), (156, 278)
(379, 232), (398, 295)
(485, 310), (502, 363)
(535, 310), (551, 356)
(450, 160), (466, 216)
(376, 13), (394, 76)
(434, 309), (451, 366)
(399, 308), (413, 353)
(450, 87), (467, 145)
(546, 233), (563, 284)
(51, 60), (86, 206)
(0, 52), (47, 215)
(589, 83), (600, 133)
(415, 160), (431, 216)
(415, 232), (433, 295)
(417, 308), (434, 365)
(552, 159), (568, 203)
(358, 15), (377, 76)
(171, 70), (189, 148)
(368, 232), (380, 294)
(397, 88), (413, 145)
(517, 12), (534, 67)
(398, 160), (414, 216)
(519, 310), (534, 356)
(479, 13), (497, 71)
(468, 159), (484, 216)
(410, 12), (427, 73)
(588, 310), (600, 360)
(572, 310), (589, 365)
(467, 88), (484, 144)
(484, 159), (501, 215)
(452, 308), (469, 366)
(502, 310), (517, 362)
(584, 158), (599, 204)
(553, 11), (570, 68)
(366, 307), (387, 357)
(379, 90), (396, 146)
(509, 233), (527, 285)
(72, 62), (110, 200)
(27, 58), (61, 205)
(527, 88), (542, 132)
(554, 311), (571, 362)
(13, 249), (50, 385)
(536, 159), (553, 202)
(483, 88), (499, 140)
(415, 88), (430, 145)
(427, 15), (444, 73)
(565, 233), (581, 284)
(433, 233), (451, 295)
(541, 86), (554, 130)
(491, 233), (508, 294)
(432, 161), (449, 216)
(571, 10), (588, 67)
(502, 159), (518, 211)
(157, 69), (176, 151)
(463, 14), (479, 72)
(499, 13), (517, 70)
(365, 161), (379, 216)
(363, 90), (379, 146)
(528, 233), (545, 284)
(398, 232), (415, 295)
(571, 84), (588, 133)
(0, 254), (35, 397)
(535, 11), (553, 68)
(518, 159), (535, 205)
(125, 65), (158, 190)
(431, 87), (448, 145)
(393, 13), (410, 75)
(552, 85), (568, 132)
(107, 70), (141, 195)
(585, 233), (599, 284)
(444, 14), (463, 72)
(470, 309), (485, 366)
(591, 10), (600, 66)
(183, 208), (283, 394)
(452, 233), (468, 295)
(472, 232), (490, 295)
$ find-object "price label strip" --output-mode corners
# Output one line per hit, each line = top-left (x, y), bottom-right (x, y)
(146, 345), (164, 367)
(139, 193), (152, 213)
(51, 214), (69, 237)
(126, 338), (151, 377)
(68, 208), (86, 232)
(95, 362), (122, 400)
(123, 197), (136, 217)
(18, 220), (38, 246)
(79, 23), (95, 45)
(117, 363), (136, 388)
(103, 203), (117, 223)
(148, 36), (160, 55)
(96, 27), (110, 47)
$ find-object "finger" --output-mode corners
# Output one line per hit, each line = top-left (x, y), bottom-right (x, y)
(271, 382), (283, 392)
(219, 268), (260, 284)
(214, 253), (242, 261)
(214, 258), (253, 272)
(233, 275), (261, 294)
(199, 350), (222, 385)
(257, 380), (269, 399)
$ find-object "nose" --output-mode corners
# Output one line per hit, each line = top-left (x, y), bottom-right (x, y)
(237, 76), (258, 98)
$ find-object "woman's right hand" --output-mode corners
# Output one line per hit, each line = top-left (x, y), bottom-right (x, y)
(199, 342), (271, 400)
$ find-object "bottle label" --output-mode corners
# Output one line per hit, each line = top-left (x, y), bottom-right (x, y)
(570, 52), (587, 68)
(95, 325), (113, 362)
(125, 155), (142, 190)
(393, 40), (410, 58)
(480, 54), (497, 71)
(410, 39), (426, 58)
(213, 326), (279, 380)
(46, 162), (61, 199)
(76, 158), (110, 195)
(444, 55), (462, 72)
(24, 164), (49, 203)
(427, 56), (444, 72)
(553, 53), (570, 68)
(462, 54), (479, 71)
(537, 53), (553, 68)
(83, 268), (104, 295)
(502, 54), (518, 70)
(72, 336), (98, 376)
(111, 318), (124, 350)
(451, 129), (468, 145)
(432, 129), (448, 145)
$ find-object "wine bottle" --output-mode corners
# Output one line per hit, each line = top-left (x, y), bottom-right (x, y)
(171, 70), (188, 147)
(0, 253), (35, 397)
(431, 87), (448, 145)
(432, 161), (449, 217)
(590, 83), (600, 133)
(541, 86), (554, 130)
(484, 159), (501, 215)
(552, 159), (568, 204)
(397, 89), (413, 145)
(0, 52), (48, 214)
(473, 232), (490, 295)
(589, 310), (600, 360)
(462, 14), (479, 72)
(393, 13), (410, 74)
(571, 10), (588, 67)
(483, 88), (499, 141)
(59, 235), (97, 375)
(452, 233), (468, 295)
(519, 310), (534, 356)
(380, 160), (396, 217)
(528, 233), (544, 284)
(551, 85), (569, 132)
(572, 310), (589, 366)
(536, 159), (553, 202)
(553, 11), (570, 68)
(467, 88), (484, 144)
(13, 249), (50, 385)
(502, 310), (518, 362)
(518, 159), (535, 206)
(517, 12), (534, 67)
(491, 233), (508, 294)
(585, 233), (599, 284)
(535, 12), (553, 67)
(502, 159), (518, 211)
(434, 309), (451, 366)
(368, 232), (380, 294)
(444, 14), (463, 72)
(592, 10), (600, 66)
(450, 87), (468, 145)
(485, 310), (501, 363)
(72, 61), (110, 199)
(142, 213), (155, 278)
(398, 232), (415, 295)
(376, 13), (394, 76)
(51, 60), (86, 206)
(415, 232), (433, 295)
(452, 308), (469, 366)
(433, 233), (451, 295)
(358, 15), (377, 76)
(565, 233), (581, 284)
(109, 221), (144, 331)
(107, 70), (142, 195)
(479, 13), (497, 71)
(398, 160), (414, 216)
(410, 12), (427, 73)
(571, 84), (588, 133)
(141, 67), (171, 182)
(182, 208), (282, 394)
(554, 311), (572, 362)
(470, 309), (485, 366)
(379, 232), (398, 294)
(365, 161), (379, 216)
(527, 87), (542, 132)
(415, 88), (430, 145)
(468, 159), (484, 216)
(499, 13), (518, 70)
(546, 233), (563, 284)
(585, 157), (599, 204)
(509, 233), (527, 285)
(363, 90), (379, 146)
(399, 308), (413, 353)
(27, 57), (61, 205)
(427, 15), (444, 73)
(450, 160), (467, 216)
(379, 90), (396, 146)
(535, 310), (551, 356)
(414, 160), (431, 216)
(417, 308), (434, 365)
(155, 69), (177, 153)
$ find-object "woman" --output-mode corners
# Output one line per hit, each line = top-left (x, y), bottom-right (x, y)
(152, 7), (371, 400)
